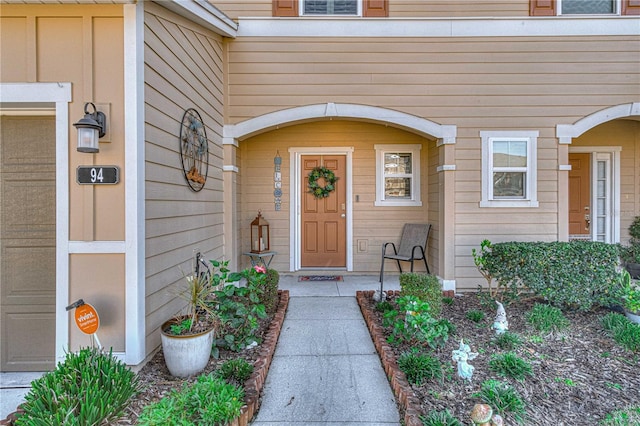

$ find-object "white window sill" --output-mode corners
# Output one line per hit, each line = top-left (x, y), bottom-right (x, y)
(375, 200), (423, 207)
(480, 200), (539, 208)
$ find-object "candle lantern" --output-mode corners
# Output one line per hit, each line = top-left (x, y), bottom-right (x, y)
(250, 210), (270, 253)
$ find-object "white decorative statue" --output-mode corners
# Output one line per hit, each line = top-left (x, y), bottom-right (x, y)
(451, 339), (478, 381)
(492, 301), (509, 335)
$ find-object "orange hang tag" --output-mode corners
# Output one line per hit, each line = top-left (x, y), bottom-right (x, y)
(74, 303), (100, 335)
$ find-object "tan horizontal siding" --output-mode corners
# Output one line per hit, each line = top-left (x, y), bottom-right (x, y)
(144, 2), (227, 356)
(210, 0), (529, 19)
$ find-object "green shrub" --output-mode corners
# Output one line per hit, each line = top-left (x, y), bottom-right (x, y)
(15, 347), (140, 426)
(400, 273), (443, 317)
(397, 350), (443, 385)
(601, 312), (640, 352)
(492, 331), (523, 350)
(474, 379), (526, 424)
(384, 296), (455, 349)
(420, 409), (463, 426)
(375, 300), (394, 312)
(442, 296), (454, 305)
(138, 374), (243, 426)
(489, 352), (533, 381)
(466, 310), (486, 323)
(526, 303), (570, 333)
(214, 358), (254, 386)
(480, 241), (622, 310)
(261, 268), (280, 315)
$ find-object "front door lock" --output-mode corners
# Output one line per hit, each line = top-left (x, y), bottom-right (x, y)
(585, 213), (591, 230)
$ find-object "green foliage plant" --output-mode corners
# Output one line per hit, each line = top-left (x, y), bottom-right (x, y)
(601, 312), (640, 352)
(400, 272), (443, 317)
(618, 269), (640, 314)
(169, 318), (192, 335)
(383, 296), (455, 349)
(397, 349), (443, 385)
(213, 265), (268, 351)
(481, 241), (622, 310)
(442, 296), (454, 305)
(474, 379), (526, 424)
(137, 374), (243, 426)
(492, 331), (523, 350)
(15, 347), (140, 426)
(526, 303), (570, 333)
(375, 300), (394, 313)
(488, 352), (533, 381)
(261, 268), (280, 315)
(472, 239), (498, 297)
(466, 310), (486, 323)
(600, 406), (640, 426)
(214, 358), (254, 386)
(420, 409), (463, 426)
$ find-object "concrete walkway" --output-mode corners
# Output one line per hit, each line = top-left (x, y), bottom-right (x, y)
(251, 275), (401, 425)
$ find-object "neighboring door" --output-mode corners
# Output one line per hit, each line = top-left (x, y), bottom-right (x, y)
(568, 153), (591, 239)
(301, 155), (347, 267)
(0, 116), (56, 371)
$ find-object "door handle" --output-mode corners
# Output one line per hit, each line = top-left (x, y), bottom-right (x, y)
(585, 214), (591, 230)
(341, 214), (346, 218)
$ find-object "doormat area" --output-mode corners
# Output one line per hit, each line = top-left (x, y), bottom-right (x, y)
(298, 275), (343, 282)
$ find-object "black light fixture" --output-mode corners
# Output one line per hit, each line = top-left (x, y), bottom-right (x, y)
(74, 102), (106, 153)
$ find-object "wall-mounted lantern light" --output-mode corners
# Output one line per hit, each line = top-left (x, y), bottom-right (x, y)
(74, 102), (106, 153)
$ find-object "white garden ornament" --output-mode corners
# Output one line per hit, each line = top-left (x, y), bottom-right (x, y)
(451, 339), (478, 381)
(492, 301), (509, 335)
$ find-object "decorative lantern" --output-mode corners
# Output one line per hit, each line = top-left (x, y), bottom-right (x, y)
(74, 102), (106, 153)
(251, 210), (270, 253)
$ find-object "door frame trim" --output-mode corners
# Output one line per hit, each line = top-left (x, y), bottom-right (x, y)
(288, 147), (354, 271)
(1, 82), (72, 364)
(568, 146), (621, 243)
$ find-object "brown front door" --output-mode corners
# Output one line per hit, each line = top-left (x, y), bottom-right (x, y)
(1, 116), (56, 371)
(301, 155), (346, 267)
(569, 153), (591, 238)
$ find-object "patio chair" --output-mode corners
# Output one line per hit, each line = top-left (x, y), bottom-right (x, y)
(379, 223), (431, 294)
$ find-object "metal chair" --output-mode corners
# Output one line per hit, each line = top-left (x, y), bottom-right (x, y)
(379, 223), (431, 294)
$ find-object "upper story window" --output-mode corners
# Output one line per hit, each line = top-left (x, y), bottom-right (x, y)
(375, 144), (422, 207)
(480, 131), (539, 208)
(530, 0), (638, 15)
(303, 0), (359, 15)
(273, 0), (388, 17)
(560, 0), (615, 14)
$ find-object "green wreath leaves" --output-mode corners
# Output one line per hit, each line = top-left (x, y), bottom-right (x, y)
(308, 167), (338, 199)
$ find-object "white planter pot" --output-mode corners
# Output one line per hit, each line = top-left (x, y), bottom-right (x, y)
(161, 318), (214, 378)
(625, 310), (640, 324)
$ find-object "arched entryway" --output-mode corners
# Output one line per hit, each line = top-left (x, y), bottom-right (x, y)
(223, 103), (457, 286)
(558, 102), (640, 243)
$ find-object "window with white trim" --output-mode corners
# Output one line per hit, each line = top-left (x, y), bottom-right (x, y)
(302, 0), (359, 15)
(375, 144), (422, 207)
(480, 131), (539, 208)
(559, 0), (617, 14)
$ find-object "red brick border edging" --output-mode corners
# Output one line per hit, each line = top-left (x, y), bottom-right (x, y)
(356, 289), (454, 426)
(0, 290), (290, 426)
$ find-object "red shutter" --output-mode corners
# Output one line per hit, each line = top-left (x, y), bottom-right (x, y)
(622, 0), (640, 15)
(363, 0), (389, 17)
(529, 0), (556, 16)
(273, 0), (298, 17)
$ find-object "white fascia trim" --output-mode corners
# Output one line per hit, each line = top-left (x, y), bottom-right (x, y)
(237, 17), (640, 38)
(223, 165), (239, 173)
(437, 165), (456, 172)
(124, 2), (146, 366)
(558, 164), (572, 171)
(557, 102), (640, 144)
(224, 103), (456, 142)
(1, 82), (73, 363)
(163, 0), (237, 37)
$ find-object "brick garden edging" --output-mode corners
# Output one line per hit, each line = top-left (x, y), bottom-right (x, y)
(356, 289), (455, 426)
(0, 289), (290, 426)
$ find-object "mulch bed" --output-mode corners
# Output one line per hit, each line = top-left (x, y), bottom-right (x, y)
(358, 290), (640, 426)
(114, 290), (289, 425)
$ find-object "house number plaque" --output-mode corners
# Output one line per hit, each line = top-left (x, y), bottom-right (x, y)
(77, 166), (120, 185)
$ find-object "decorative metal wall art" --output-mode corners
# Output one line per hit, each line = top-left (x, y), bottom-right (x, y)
(274, 152), (282, 210)
(179, 108), (209, 192)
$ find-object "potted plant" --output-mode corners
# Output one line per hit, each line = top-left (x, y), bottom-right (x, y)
(160, 259), (239, 378)
(618, 269), (640, 324)
(620, 216), (640, 279)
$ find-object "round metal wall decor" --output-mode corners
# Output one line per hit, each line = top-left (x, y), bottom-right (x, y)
(179, 108), (209, 192)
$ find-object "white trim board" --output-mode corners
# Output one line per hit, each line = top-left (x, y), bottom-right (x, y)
(237, 17), (640, 38)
